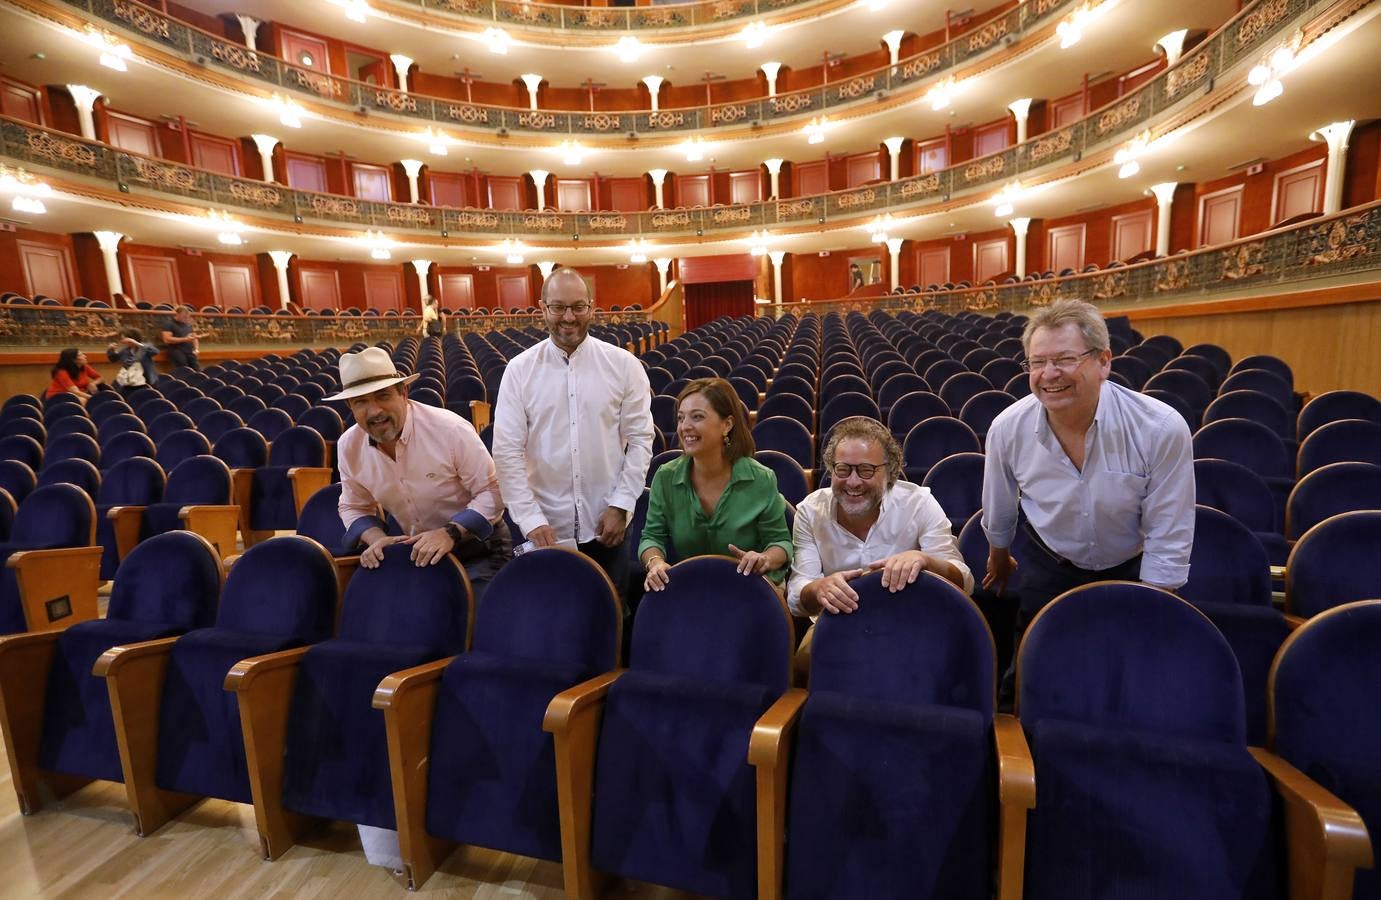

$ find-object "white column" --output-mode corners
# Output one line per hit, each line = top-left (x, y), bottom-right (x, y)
(882, 138), (904, 181)
(537, 261), (557, 281)
(235, 14), (260, 51)
(759, 62), (781, 98)
(642, 75), (664, 112)
(93, 231), (124, 299)
(654, 257), (672, 296)
(648, 168), (667, 208)
(389, 54), (414, 92)
(885, 238), (904, 290)
(768, 250), (786, 303)
(882, 31), (905, 67)
(250, 133), (279, 183)
(1149, 182), (1177, 257)
(410, 259), (432, 302)
(1009, 217), (1031, 278)
(400, 159), (424, 204)
(66, 85), (101, 140)
(520, 74), (543, 110)
(268, 250), (293, 308)
(1008, 98), (1033, 144)
(530, 169), (550, 210)
(762, 159), (784, 199)
(1155, 30), (1189, 66)
(1310, 121), (1356, 216)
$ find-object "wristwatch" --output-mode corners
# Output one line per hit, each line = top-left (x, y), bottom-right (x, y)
(444, 523), (465, 545)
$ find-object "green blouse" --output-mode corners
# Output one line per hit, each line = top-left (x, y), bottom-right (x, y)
(638, 454), (794, 584)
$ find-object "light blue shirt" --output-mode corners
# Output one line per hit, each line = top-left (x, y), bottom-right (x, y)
(981, 380), (1195, 588)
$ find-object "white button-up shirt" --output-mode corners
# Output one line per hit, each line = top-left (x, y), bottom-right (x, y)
(492, 335), (654, 543)
(981, 380), (1195, 589)
(787, 480), (974, 617)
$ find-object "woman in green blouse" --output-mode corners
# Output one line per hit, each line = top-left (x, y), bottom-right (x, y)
(639, 377), (793, 591)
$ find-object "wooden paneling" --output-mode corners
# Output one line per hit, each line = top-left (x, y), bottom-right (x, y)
(439, 274), (474, 309)
(284, 153), (328, 193)
(209, 263), (258, 309)
(793, 160), (830, 197)
(1198, 185), (1243, 247)
(363, 270), (403, 311)
(973, 238), (1009, 283)
(428, 172), (468, 208)
(298, 268), (342, 310)
(915, 139), (948, 175)
(1, 78), (43, 125)
(679, 254), (758, 284)
(608, 177), (648, 212)
(17, 241), (75, 301)
(1047, 223), (1086, 273)
(352, 164), (393, 202)
(918, 246), (950, 288)
(487, 176), (523, 211)
(106, 111), (161, 158)
(1273, 160), (1323, 224)
(279, 29), (331, 72)
(127, 255), (181, 305)
(1049, 93), (1085, 129)
(845, 152), (882, 188)
(189, 132), (241, 177)
(973, 120), (1011, 158)
(495, 274), (531, 310)
(728, 171), (762, 205)
(1111, 209), (1154, 261)
(675, 174), (711, 207)
(555, 178), (593, 212)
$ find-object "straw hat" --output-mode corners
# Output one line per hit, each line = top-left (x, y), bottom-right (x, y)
(324, 347), (419, 401)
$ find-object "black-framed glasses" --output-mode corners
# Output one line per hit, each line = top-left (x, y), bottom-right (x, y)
(545, 302), (591, 316)
(1021, 349), (1098, 373)
(832, 462), (882, 480)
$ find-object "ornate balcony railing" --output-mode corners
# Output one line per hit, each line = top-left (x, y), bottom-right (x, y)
(56, 0), (1077, 137)
(763, 200), (1381, 319)
(368, 0), (833, 32)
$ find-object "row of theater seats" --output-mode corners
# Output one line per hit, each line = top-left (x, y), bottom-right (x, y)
(0, 529), (1375, 899)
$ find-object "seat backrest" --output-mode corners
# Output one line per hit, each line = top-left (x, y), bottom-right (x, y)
(1296, 419), (1381, 477)
(99, 430), (156, 468)
(107, 531), (222, 627)
(155, 429), (212, 472)
(902, 417), (981, 469)
(297, 405), (344, 442)
(819, 392), (880, 434)
(1286, 461), (1381, 541)
(628, 556), (791, 691)
(13, 482), (94, 547)
(1180, 505), (1271, 607)
(212, 427), (269, 469)
(1230, 354), (1293, 387)
(1297, 390), (1381, 441)
(36, 458), (101, 496)
(1144, 369), (1213, 411)
(1193, 458), (1276, 533)
(337, 543), (471, 653)
(472, 547), (620, 671)
(1203, 390), (1291, 439)
(811, 571), (994, 717)
(267, 426), (326, 467)
(42, 432), (99, 468)
(1191, 418), (1290, 478)
(246, 408), (294, 442)
(0, 459), (36, 504)
(1286, 510), (1381, 618)
(753, 450), (808, 506)
(97, 456), (165, 506)
(1019, 582), (1246, 744)
(217, 535), (337, 641)
(1220, 369), (1294, 412)
(164, 455), (232, 505)
(751, 416), (813, 468)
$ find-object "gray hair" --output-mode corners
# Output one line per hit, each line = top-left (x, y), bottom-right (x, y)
(540, 266), (587, 304)
(823, 417), (903, 489)
(1021, 299), (1110, 355)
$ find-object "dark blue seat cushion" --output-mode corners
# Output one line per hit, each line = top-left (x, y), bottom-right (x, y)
(143, 502), (187, 538)
(1191, 602), (1290, 747)
(281, 640), (442, 828)
(425, 651), (587, 861)
(249, 467), (297, 531)
(786, 692), (990, 900)
(590, 669), (777, 899)
(1025, 717), (1279, 900)
(155, 628), (305, 803)
(38, 618), (184, 781)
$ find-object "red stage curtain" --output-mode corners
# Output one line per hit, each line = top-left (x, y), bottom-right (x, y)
(684, 280), (754, 330)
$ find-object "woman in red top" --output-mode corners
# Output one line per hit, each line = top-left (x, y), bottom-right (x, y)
(45, 348), (102, 404)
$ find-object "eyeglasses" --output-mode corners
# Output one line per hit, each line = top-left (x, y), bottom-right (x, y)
(545, 302), (591, 316)
(831, 462), (882, 480)
(1021, 349), (1098, 373)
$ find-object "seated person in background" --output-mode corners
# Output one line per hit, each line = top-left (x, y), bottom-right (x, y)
(45, 348), (102, 403)
(640, 377), (793, 591)
(160, 304), (204, 370)
(789, 416), (972, 617)
(106, 327), (159, 392)
(420, 295), (445, 337)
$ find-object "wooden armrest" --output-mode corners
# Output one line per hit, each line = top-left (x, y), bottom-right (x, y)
(0, 631), (62, 813)
(993, 713), (1036, 900)
(1284, 614), (1307, 630)
(469, 400), (491, 433)
(375, 656), (457, 890)
(224, 646), (310, 692)
(792, 623), (814, 689)
(287, 468), (334, 516)
(93, 636), (179, 677)
(106, 506), (146, 562)
(7, 546), (102, 632)
(543, 669), (624, 735)
(749, 688), (808, 900)
(179, 505), (240, 560)
(230, 467), (256, 546)
(1250, 747), (1374, 900)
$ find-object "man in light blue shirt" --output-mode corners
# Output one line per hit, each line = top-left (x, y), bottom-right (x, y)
(982, 299), (1195, 706)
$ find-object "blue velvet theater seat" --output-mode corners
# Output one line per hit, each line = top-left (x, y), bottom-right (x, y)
(248, 425), (330, 533)
(95, 456), (165, 581)
(0, 483), (98, 635)
(547, 556), (794, 900)
(1019, 582), (1280, 900)
(1286, 510), (1381, 619)
(381, 548), (620, 888)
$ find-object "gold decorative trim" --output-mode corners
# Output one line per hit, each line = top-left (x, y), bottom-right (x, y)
(836, 75), (877, 99)
(1166, 52), (1211, 98)
(521, 214), (564, 230)
(651, 211), (693, 228)
(112, 0), (170, 38)
(227, 182), (282, 206)
(964, 156), (1005, 182)
(1028, 129), (1073, 163)
(837, 189), (877, 209)
(711, 206), (752, 223)
(1096, 96), (1142, 135)
(586, 214), (629, 230)
(1237, 0), (1291, 45)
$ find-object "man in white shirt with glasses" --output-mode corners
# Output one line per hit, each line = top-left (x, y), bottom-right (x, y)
(492, 266), (654, 589)
(982, 299), (1194, 707)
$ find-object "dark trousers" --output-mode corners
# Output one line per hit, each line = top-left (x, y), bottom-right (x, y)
(997, 523), (1142, 711)
(165, 345), (199, 371)
(578, 538), (629, 598)
(453, 520), (512, 607)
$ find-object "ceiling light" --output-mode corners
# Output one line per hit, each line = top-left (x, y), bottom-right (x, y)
(867, 0), (889, 9)
(424, 129), (450, 156)
(267, 94), (303, 128)
(361, 229), (392, 260)
(741, 21), (769, 49)
(867, 214), (893, 243)
(344, 0), (368, 22)
(926, 77), (955, 111)
(12, 196), (46, 215)
(217, 231), (244, 246)
(991, 181), (1023, 217)
(84, 28), (133, 71)
(484, 27), (511, 55)
(558, 139), (585, 166)
(502, 238), (525, 265)
(628, 238), (650, 264)
(1113, 131), (1149, 178)
(804, 117), (829, 144)
(614, 36), (643, 63)
(1249, 36), (1299, 106)
(1056, 3), (1099, 49)
(682, 136), (706, 162)
(1253, 79), (1283, 106)
(746, 229), (771, 256)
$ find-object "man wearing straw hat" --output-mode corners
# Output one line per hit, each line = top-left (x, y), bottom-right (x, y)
(330, 346), (509, 598)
